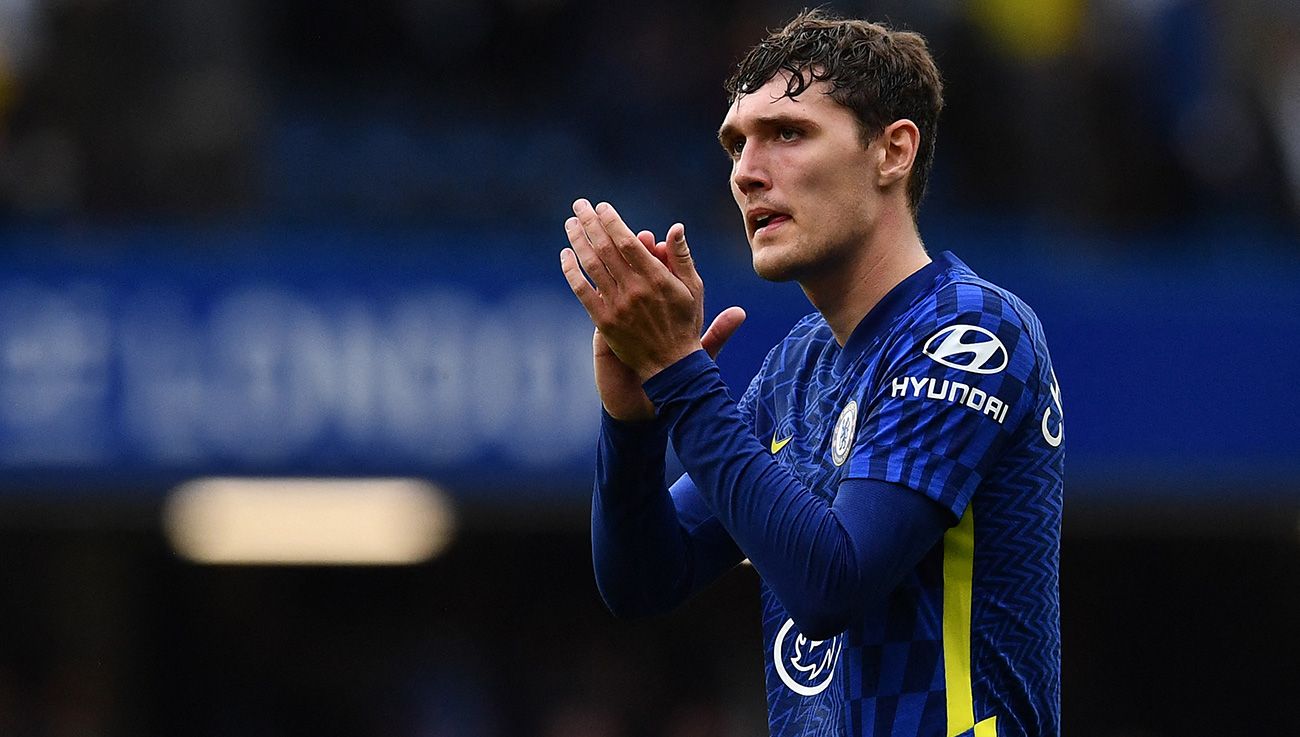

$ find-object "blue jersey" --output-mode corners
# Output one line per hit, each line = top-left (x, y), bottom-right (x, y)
(735, 252), (1063, 737)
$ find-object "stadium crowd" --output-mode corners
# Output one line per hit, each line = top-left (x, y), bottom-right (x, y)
(0, 0), (1297, 232)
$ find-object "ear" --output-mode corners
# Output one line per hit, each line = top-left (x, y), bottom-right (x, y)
(877, 119), (920, 190)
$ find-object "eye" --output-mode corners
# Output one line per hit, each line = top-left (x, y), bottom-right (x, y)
(778, 127), (801, 142)
(728, 139), (745, 158)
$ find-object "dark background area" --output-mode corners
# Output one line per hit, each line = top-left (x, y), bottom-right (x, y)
(0, 0), (1298, 735)
(0, 525), (1296, 736)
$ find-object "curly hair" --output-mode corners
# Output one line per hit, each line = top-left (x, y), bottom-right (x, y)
(725, 9), (944, 213)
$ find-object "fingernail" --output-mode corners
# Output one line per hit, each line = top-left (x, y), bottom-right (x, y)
(595, 202), (610, 213)
(566, 217), (578, 228)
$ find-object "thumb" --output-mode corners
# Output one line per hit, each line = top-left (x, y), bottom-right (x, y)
(668, 223), (691, 262)
(666, 223), (699, 285)
(701, 306), (747, 360)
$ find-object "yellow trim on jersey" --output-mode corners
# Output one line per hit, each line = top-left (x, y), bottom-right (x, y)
(943, 507), (997, 736)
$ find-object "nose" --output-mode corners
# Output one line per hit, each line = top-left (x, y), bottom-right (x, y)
(732, 145), (770, 195)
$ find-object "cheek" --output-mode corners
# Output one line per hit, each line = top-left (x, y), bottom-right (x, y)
(823, 164), (874, 216)
(788, 151), (841, 197)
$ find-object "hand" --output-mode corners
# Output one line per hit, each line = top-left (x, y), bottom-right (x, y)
(561, 199), (700, 379)
(592, 307), (747, 421)
(560, 200), (746, 419)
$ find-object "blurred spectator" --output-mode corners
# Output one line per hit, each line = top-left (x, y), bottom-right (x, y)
(0, 0), (1296, 232)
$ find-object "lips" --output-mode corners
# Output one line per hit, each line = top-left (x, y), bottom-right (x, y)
(749, 208), (792, 236)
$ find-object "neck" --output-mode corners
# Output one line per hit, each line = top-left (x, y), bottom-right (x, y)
(800, 208), (930, 346)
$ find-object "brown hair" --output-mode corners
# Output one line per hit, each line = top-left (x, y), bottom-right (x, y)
(726, 9), (944, 213)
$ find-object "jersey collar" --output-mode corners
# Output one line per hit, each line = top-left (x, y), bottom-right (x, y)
(835, 250), (968, 371)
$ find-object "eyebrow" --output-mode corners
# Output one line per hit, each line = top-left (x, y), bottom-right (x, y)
(717, 113), (819, 147)
(716, 122), (740, 149)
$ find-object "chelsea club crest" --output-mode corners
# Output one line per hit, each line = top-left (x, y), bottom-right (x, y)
(831, 400), (857, 467)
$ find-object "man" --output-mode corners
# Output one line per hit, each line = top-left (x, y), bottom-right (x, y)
(559, 9), (1063, 737)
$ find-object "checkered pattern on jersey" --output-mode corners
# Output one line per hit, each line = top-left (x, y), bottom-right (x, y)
(751, 254), (1062, 737)
(846, 544), (948, 737)
(751, 312), (878, 737)
(846, 280), (1035, 520)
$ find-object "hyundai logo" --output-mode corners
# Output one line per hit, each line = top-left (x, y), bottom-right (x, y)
(922, 324), (1008, 374)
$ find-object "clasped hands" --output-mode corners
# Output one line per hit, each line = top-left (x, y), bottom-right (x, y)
(560, 198), (745, 421)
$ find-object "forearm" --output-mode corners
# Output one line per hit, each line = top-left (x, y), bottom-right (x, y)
(643, 351), (946, 638)
(592, 412), (723, 617)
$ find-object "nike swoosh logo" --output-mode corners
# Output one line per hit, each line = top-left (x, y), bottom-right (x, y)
(770, 433), (793, 454)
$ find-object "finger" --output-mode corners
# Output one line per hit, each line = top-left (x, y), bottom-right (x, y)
(565, 215), (613, 290)
(666, 222), (694, 269)
(594, 201), (667, 276)
(573, 199), (630, 281)
(560, 248), (605, 321)
(639, 231), (672, 269)
(666, 223), (703, 294)
(701, 306), (747, 360)
(651, 240), (671, 269)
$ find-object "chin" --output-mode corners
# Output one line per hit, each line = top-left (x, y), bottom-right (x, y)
(751, 249), (802, 283)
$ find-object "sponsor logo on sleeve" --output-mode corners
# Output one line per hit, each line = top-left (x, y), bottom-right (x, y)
(889, 376), (1011, 425)
(923, 324), (1008, 375)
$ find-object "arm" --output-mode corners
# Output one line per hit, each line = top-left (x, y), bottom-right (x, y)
(559, 202), (1038, 639)
(568, 211), (748, 618)
(645, 352), (949, 639)
(559, 201), (948, 634)
(642, 283), (1042, 637)
(591, 412), (744, 618)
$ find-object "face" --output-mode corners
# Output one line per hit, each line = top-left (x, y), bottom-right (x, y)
(718, 75), (882, 282)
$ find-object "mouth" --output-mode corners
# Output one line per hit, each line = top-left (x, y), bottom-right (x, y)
(750, 210), (792, 237)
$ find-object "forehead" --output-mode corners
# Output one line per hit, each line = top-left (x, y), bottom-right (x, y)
(719, 75), (849, 134)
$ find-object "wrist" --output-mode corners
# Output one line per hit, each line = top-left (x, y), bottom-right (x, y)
(635, 343), (706, 383)
(600, 407), (669, 448)
(602, 401), (656, 423)
(641, 349), (715, 399)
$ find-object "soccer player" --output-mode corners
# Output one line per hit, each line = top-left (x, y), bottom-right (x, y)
(559, 9), (1063, 737)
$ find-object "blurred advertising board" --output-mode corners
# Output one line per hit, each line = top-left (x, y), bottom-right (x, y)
(1, 226), (1297, 504)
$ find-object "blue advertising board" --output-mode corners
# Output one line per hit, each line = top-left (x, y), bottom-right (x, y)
(1, 225), (1297, 504)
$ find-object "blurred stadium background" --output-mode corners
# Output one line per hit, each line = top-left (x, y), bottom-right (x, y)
(0, 0), (1298, 735)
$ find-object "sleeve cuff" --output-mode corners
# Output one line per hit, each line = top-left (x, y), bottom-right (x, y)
(642, 349), (716, 405)
(600, 407), (669, 450)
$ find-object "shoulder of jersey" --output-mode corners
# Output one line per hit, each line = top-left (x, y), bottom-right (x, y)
(902, 276), (1048, 386)
(898, 274), (1034, 335)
